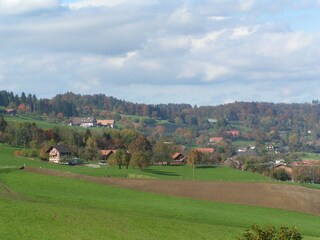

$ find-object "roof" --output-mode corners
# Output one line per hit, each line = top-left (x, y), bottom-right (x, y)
(46, 144), (71, 154)
(209, 137), (223, 143)
(72, 117), (96, 125)
(172, 152), (184, 159)
(195, 148), (215, 153)
(208, 118), (218, 123)
(291, 160), (320, 167)
(100, 150), (116, 156)
(97, 119), (115, 126)
(226, 130), (240, 136)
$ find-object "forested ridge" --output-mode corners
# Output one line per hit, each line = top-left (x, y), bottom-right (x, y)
(1, 90), (320, 131)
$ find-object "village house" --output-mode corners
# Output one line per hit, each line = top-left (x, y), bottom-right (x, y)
(97, 119), (115, 128)
(195, 148), (215, 154)
(237, 146), (248, 153)
(208, 137), (223, 145)
(5, 108), (17, 116)
(170, 152), (186, 165)
(70, 117), (97, 127)
(225, 130), (240, 137)
(46, 144), (72, 164)
(100, 149), (116, 163)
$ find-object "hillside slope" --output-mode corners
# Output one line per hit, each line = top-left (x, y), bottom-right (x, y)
(24, 166), (320, 215)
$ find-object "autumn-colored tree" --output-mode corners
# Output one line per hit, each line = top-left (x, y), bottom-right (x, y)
(130, 151), (150, 170)
(128, 135), (152, 154)
(187, 149), (203, 166)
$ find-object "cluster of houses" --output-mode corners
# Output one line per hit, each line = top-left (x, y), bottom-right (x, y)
(208, 130), (240, 144)
(46, 144), (215, 166)
(68, 117), (115, 128)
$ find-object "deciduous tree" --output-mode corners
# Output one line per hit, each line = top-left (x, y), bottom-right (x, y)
(130, 151), (150, 170)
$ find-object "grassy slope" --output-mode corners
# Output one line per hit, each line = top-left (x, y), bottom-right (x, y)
(0, 145), (269, 181)
(4, 115), (61, 129)
(1, 170), (320, 240)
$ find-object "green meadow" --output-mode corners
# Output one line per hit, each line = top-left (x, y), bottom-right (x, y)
(0, 145), (269, 181)
(1, 145), (320, 239)
(0, 169), (320, 240)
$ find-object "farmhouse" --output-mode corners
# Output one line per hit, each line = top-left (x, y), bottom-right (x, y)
(5, 108), (17, 116)
(70, 117), (97, 127)
(170, 152), (186, 165)
(46, 144), (72, 164)
(97, 119), (115, 128)
(209, 137), (223, 144)
(100, 149), (116, 162)
(226, 130), (240, 137)
(195, 148), (215, 154)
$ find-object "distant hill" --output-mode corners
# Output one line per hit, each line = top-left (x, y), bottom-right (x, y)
(1, 90), (320, 136)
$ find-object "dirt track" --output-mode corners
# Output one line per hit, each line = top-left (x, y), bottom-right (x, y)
(24, 166), (320, 215)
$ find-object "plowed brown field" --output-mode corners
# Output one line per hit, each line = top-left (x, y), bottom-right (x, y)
(24, 167), (320, 215)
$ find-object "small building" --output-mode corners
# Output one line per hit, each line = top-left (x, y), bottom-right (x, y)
(6, 109), (17, 116)
(237, 147), (248, 153)
(70, 117), (97, 127)
(226, 130), (240, 137)
(46, 144), (72, 164)
(195, 148), (215, 154)
(209, 137), (223, 144)
(97, 119), (115, 128)
(100, 149), (116, 163)
(170, 152), (186, 165)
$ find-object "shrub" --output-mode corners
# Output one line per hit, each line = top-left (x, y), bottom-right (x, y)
(237, 225), (302, 240)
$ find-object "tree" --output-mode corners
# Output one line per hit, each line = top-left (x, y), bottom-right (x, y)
(110, 149), (130, 169)
(128, 135), (152, 153)
(84, 137), (99, 161)
(187, 149), (203, 166)
(237, 225), (302, 240)
(0, 116), (7, 144)
(130, 151), (150, 170)
(273, 169), (291, 181)
(152, 140), (173, 164)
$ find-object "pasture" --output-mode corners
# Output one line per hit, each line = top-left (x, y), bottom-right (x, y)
(0, 145), (269, 181)
(1, 169), (320, 240)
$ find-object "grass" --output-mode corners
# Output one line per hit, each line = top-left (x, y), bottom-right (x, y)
(1, 170), (320, 240)
(300, 152), (320, 161)
(4, 114), (61, 129)
(0, 145), (269, 181)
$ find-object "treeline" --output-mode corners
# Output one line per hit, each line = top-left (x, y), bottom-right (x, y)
(0, 90), (192, 119)
(1, 90), (320, 137)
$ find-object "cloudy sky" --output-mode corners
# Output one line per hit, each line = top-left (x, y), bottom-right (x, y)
(0, 0), (320, 106)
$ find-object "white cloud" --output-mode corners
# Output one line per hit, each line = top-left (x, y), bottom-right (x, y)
(239, 0), (256, 11)
(0, 0), (320, 105)
(208, 16), (230, 21)
(191, 30), (226, 49)
(67, 0), (151, 9)
(230, 26), (258, 39)
(0, 0), (60, 15)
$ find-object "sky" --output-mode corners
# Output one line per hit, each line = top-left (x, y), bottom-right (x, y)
(0, 0), (320, 106)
